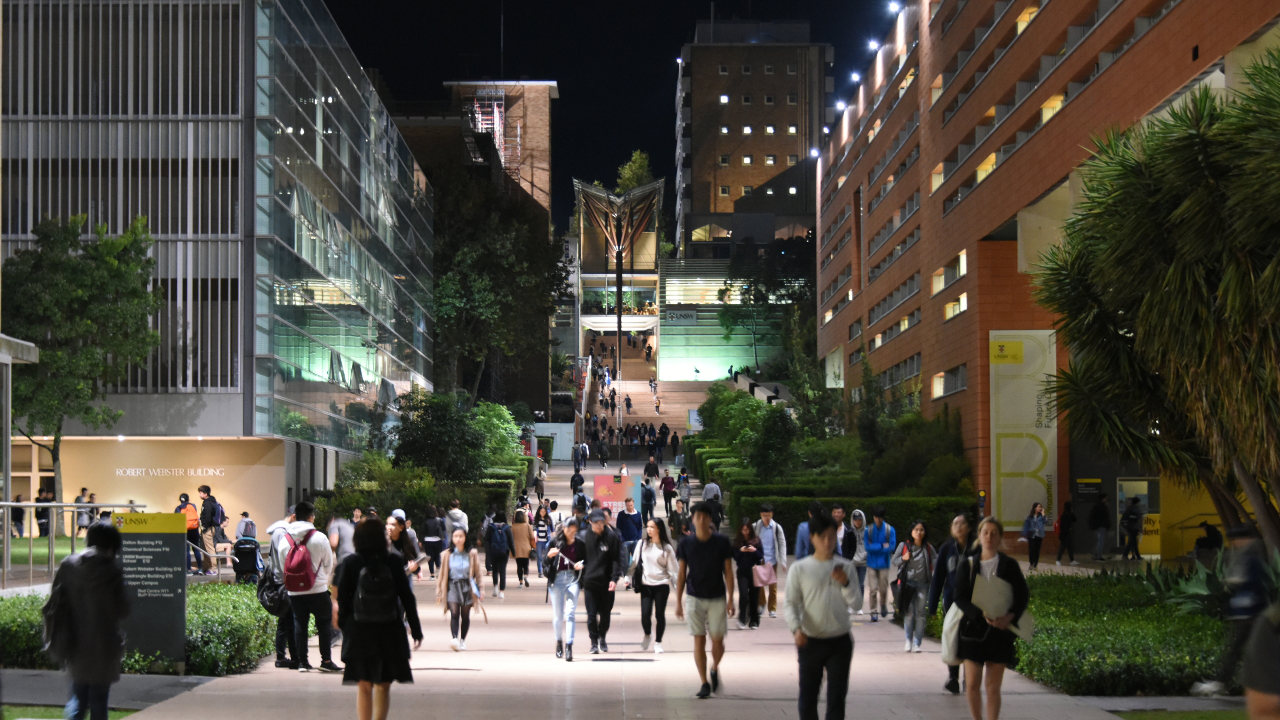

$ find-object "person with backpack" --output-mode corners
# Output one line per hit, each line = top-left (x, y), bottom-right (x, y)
(45, 521), (129, 720)
(264, 508), (298, 668)
(1088, 494), (1111, 561)
(890, 519), (936, 653)
(443, 499), (468, 543)
(418, 506), (445, 580)
(617, 497), (644, 556)
(175, 493), (201, 575)
(197, 485), (225, 576)
(641, 480), (658, 525)
(484, 511), (515, 598)
(273, 501), (340, 672)
(437, 527), (483, 651)
(1120, 497), (1144, 561)
(334, 517), (422, 720)
(864, 506), (897, 622)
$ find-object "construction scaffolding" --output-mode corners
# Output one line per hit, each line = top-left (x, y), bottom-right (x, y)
(463, 88), (522, 182)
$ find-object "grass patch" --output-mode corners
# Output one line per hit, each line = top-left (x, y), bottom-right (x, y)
(1116, 711), (1247, 720)
(4, 706), (135, 720)
(6, 537), (79, 565)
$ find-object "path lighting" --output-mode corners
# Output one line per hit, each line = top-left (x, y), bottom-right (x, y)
(868, 40), (880, 51)
(810, 148), (820, 158)
(851, 72), (862, 83)
(836, 100), (847, 111)
(889, 2), (901, 12)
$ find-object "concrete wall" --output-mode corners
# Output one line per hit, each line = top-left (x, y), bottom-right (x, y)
(60, 393), (245, 437)
(533, 423), (575, 461)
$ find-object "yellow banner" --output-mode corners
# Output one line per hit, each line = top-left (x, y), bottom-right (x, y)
(114, 513), (187, 534)
(990, 341), (1025, 364)
(1140, 514), (1161, 556)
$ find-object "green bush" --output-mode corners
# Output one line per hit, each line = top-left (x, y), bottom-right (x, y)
(0, 593), (55, 671)
(742, 496), (974, 548)
(717, 467), (758, 490)
(536, 436), (553, 459)
(705, 457), (741, 482)
(694, 446), (735, 480)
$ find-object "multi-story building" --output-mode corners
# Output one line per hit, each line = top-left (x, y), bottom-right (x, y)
(816, 0), (1280, 552)
(0, 0), (433, 524)
(675, 20), (833, 256)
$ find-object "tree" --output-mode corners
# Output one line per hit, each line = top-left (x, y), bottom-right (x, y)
(750, 404), (799, 480)
(2, 217), (160, 531)
(1034, 58), (1280, 552)
(717, 236), (815, 378)
(614, 150), (654, 194)
(392, 387), (486, 485)
(785, 306), (844, 440)
(471, 400), (522, 467)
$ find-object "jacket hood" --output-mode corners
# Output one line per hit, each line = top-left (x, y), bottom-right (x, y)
(284, 520), (318, 540)
(851, 510), (866, 525)
(265, 519), (290, 535)
(447, 509), (466, 520)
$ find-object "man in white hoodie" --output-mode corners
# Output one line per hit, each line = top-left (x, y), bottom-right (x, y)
(272, 501), (339, 672)
(444, 499), (469, 541)
(265, 507), (297, 668)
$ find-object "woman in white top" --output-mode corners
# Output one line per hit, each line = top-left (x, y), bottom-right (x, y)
(624, 518), (679, 654)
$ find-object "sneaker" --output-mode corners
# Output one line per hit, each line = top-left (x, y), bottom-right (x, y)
(600, 639), (609, 653)
(1055, 560), (1062, 566)
(274, 659), (291, 668)
(1191, 680), (1224, 696)
(1070, 561), (1080, 566)
(297, 662), (313, 672)
(640, 634), (652, 651)
(710, 668), (720, 693)
(450, 637), (460, 652)
(856, 609), (864, 615)
(769, 610), (776, 618)
(459, 639), (466, 651)
(318, 660), (342, 673)
(870, 613), (879, 623)
(499, 591), (505, 599)
(944, 678), (960, 695)
(654, 642), (664, 654)
(912, 644), (922, 654)
(590, 643), (600, 654)
(330, 629), (343, 647)
(905, 640), (913, 652)
(524, 578), (530, 587)
(493, 588), (499, 597)
(735, 620), (748, 630)
(696, 683), (712, 699)
(749, 623), (758, 629)
(757, 605), (765, 616)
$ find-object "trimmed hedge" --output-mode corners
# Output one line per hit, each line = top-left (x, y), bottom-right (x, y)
(730, 496), (975, 548)
(694, 447), (736, 480)
(536, 436), (553, 459)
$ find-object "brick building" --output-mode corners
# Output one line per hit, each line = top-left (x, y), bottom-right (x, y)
(815, 0), (1280, 534)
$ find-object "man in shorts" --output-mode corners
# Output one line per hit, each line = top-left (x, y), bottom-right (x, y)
(676, 501), (736, 699)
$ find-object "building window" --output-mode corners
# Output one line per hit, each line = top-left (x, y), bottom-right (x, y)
(944, 292), (968, 321)
(742, 95), (752, 105)
(788, 154), (799, 165)
(719, 65), (729, 75)
(743, 155), (754, 165)
(765, 124), (776, 134)
(721, 125), (730, 134)
(849, 319), (863, 341)
(932, 364), (968, 399)
(1041, 93), (1065, 124)
(719, 186), (730, 197)
(788, 94), (798, 105)
(788, 186), (798, 195)
(743, 186), (753, 195)
(743, 125), (753, 134)
(766, 155), (777, 165)
(765, 95), (775, 105)
(788, 124), (798, 135)
(931, 250), (967, 295)
(787, 64), (798, 74)
(719, 155), (730, 167)
(720, 94), (730, 104)
(764, 64), (775, 74)
(742, 64), (752, 74)
(1015, 6), (1039, 33)
(765, 188), (775, 195)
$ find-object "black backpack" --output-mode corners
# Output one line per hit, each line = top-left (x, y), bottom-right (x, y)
(488, 523), (511, 555)
(642, 484), (656, 506)
(353, 560), (400, 624)
(256, 533), (290, 617)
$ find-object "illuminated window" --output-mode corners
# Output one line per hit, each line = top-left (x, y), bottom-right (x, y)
(931, 74), (944, 105)
(765, 95), (775, 105)
(765, 188), (775, 195)
(765, 154), (777, 165)
(742, 186), (753, 195)
(1016, 6), (1039, 33)
(788, 154), (799, 165)
(1041, 94), (1065, 124)
(975, 153), (997, 183)
(719, 65), (729, 75)
(719, 186), (730, 196)
(944, 292), (968, 320)
(721, 125), (730, 134)
(765, 124), (776, 134)
(742, 95), (752, 105)
(743, 155), (754, 165)
(789, 187), (798, 195)
(788, 124), (798, 135)
(743, 125), (753, 134)
(719, 155), (730, 166)
(787, 64), (798, 74)
(742, 64), (752, 74)
(765, 64), (775, 74)
(931, 250), (967, 295)
(788, 94), (798, 105)
(932, 364), (968, 399)
(931, 163), (945, 192)
(720, 94), (730, 104)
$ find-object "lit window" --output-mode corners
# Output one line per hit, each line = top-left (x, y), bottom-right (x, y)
(742, 65), (752, 74)
(765, 155), (777, 165)
(743, 186), (753, 195)
(976, 153), (997, 183)
(931, 74), (944, 105)
(719, 186), (730, 197)
(932, 250), (967, 295)
(765, 95), (775, 105)
(944, 292), (968, 320)
(764, 64), (775, 74)
(766, 188), (775, 195)
(720, 94), (730, 104)
(719, 155), (730, 166)
(788, 124), (798, 135)
(765, 124), (776, 134)
(1041, 93), (1065, 123)
(743, 155), (754, 165)
(932, 364), (968, 399)
(787, 64), (798, 74)
(931, 163), (945, 192)
(788, 186), (797, 195)
(1015, 6), (1039, 34)
(743, 125), (753, 134)
(788, 154), (799, 165)
(719, 65), (729, 75)
(721, 126), (730, 134)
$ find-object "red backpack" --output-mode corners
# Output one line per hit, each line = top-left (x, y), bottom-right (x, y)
(283, 530), (317, 592)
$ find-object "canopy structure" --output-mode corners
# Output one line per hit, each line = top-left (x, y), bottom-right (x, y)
(574, 179), (664, 263)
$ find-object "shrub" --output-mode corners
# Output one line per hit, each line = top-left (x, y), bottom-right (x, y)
(0, 593), (55, 671)
(536, 436), (554, 460)
(717, 467), (758, 490)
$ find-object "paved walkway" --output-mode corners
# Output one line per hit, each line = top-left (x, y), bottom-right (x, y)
(120, 461), (1122, 720)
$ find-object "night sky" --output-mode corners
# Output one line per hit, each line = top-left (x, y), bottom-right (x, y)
(323, 0), (888, 231)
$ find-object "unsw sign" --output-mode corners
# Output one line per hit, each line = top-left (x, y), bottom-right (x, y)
(664, 306), (697, 326)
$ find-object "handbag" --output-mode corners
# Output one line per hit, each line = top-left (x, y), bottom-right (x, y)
(940, 603), (963, 666)
(752, 562), (776, 588)
(632, 541), (645, 594)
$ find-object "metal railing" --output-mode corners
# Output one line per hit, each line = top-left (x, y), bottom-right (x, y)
(0, 502), (147, 589)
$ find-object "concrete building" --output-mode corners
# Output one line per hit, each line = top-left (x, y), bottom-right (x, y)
(675, 20), (834, 256)
(0, 0), (433, 528)
(815, 0), (1280, 553)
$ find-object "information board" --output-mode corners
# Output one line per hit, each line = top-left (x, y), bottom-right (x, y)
(593, 474), (641, 516)
(116, 513), (187, 667)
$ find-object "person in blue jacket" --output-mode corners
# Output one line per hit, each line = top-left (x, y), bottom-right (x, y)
(863, 505), (896, 622)
(792, 500), (825, 561)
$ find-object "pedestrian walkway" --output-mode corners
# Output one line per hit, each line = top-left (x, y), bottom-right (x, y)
(124, 460), (1122, 720)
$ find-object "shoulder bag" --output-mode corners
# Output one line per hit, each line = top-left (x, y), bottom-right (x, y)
(632, 540), (645, 593)
(752, 560), (777, 587)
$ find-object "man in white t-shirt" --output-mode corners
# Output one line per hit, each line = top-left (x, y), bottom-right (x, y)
(273, 501), (339, 673)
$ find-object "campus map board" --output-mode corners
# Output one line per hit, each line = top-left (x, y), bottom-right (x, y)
(117, 513), (187, 668)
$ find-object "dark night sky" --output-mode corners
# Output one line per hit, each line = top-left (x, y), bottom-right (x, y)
(323, 0), (889, 231)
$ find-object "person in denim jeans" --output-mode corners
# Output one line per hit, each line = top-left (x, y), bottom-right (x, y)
(546, 518), (586, 661)
(534, 505), (554, 577)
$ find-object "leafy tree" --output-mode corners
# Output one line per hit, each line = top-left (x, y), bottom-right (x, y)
(750, 404), (799, 480)
(393, 387), (486, 485)
(3, 217), (160, 529)
(718, 236), (815, 377)
(1034, 60), (1280, 552)
(614, 150), (654, 194)
(471, 400), (522, 467)
(853, 354), (885, 470)
(785, 306), (844, 440)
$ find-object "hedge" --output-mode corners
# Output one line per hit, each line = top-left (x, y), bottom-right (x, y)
(730, 496), (975, 548)
(705, 457), (741, 482)
(694, 447), (736, 480)
(0, 583), (279, 677)
(536, 436), (553, 459)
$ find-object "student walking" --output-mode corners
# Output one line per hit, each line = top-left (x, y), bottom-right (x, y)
(669, 499), (691, 539)
(843, 509), (868, 613)
(334, 518), (423, 720)
(265, 508), (299, 668)
(581, 509), (627, 653)
(661, 470), (677, 516)
(928, 514), (975, 694)
(73, 487), (91, 538)
(625, 518), (680, 653)
(752, 503), (788, 618)
(437, 528), (483, 651)
(546, 518), (586, 660)
(676, 469), (692, 507)
(533, 506), (554, 578)
(676, 502), (736, 699)
(1088, 494), (1111, 561)
(1055, 502), (1078, 566)
(890, 520), (935, 652)
(511, 509), (536, 588)
(1120, 497), (1144, 561)
(386, 516), (421, 585)
(953, 517), (1030, 720)
(483, 512), (514, 598)
(784, 511), (860, 720)
(733, 518), (764, 629)
(419, 507), (445, 579)
(44, 521), (130, 720)
(864, 506), (897, 622)
(617, 498), (644, 555)
(1020, 503), (1046, 570)
(274, 501), (341, 672)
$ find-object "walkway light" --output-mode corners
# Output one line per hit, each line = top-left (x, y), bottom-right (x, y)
(851, 72), (862, 83)
(868, 40), (880, 51)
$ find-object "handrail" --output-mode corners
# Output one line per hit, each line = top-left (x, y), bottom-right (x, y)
(0, 502), (148, 589)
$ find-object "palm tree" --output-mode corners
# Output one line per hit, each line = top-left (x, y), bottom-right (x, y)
(1035, 52), (1280, 553)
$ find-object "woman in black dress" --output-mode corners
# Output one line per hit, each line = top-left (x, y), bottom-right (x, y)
(953, 516), (1029, 720)
(335, 518), (423, 720)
